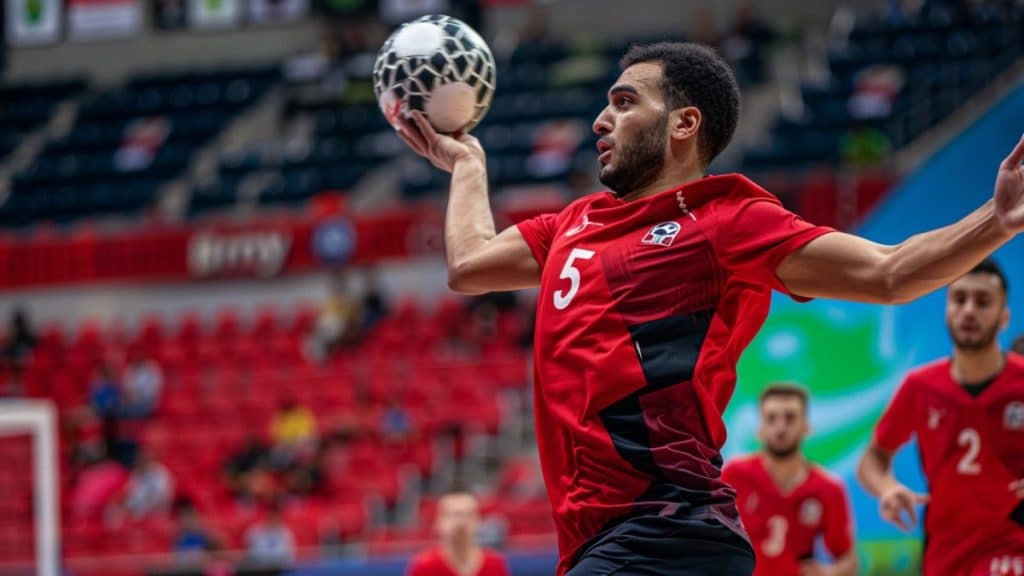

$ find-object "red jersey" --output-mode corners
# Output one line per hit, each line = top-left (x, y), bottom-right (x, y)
(405, 547), (509, 576)
(516, 174), (833, 574)
(722, 454), (854, 576)
(875, 355), (1024, 576)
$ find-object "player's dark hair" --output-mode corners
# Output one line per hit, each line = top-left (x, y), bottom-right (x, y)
(759, 383), (809, 411)
(620, 41), (740, 167)
(967, 258), (1008, 296)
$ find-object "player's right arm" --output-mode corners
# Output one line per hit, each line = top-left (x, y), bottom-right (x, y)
(856, 378), (928, 531)
(395, 111), (541, 294)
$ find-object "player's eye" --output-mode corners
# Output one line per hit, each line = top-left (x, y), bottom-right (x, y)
(614, 95), (633, 108)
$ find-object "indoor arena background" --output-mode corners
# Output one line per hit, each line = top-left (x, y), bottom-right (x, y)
(0, 1), (1022, 575)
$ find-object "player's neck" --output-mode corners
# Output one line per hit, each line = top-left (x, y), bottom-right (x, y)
(442, 541), (480, 566)
(762, 452), (808, 493)
(951, 345), (1005, 385)
(617, 166), (705, 203)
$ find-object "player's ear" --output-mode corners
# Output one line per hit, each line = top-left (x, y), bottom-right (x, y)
(669, 106), (701, 143)
(1001, 306), (1010, 331)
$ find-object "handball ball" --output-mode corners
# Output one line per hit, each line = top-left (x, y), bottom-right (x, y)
(373, 14), (496, 134)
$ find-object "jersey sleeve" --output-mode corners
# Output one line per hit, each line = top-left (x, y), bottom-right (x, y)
(710, 184), (834, 296)
(516, 212), (558, 267)
(823, 478), (855, 558)
(874, 376), (917, 453)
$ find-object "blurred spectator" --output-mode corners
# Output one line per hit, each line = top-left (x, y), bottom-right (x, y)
(525, 119), (589, 180)
(841, 123), (892, 167)
(406, 492), (510, 576)
(722, 2), (777, 85)
(380, 397), (413, 442)
(69, 405), (105, 465)
(89, 363), (122, 457)
(3, 307), (37, 370)
(173, 502), (218, 561)
(224, 434), (271, 501)
(120, 450), (175, 520)
(69, 456), (129, 521)
(244, 501), (296, 565)
(306, 271), (364, 362)
(283, 450), (323, 499)
(848, 64), (905, 120)
(120, 352), (163, 418)
(362, 268), (389, 331)
(270, 396), (319, 465)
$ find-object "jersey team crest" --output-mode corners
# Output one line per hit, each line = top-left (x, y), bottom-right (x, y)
(641, 221), (681, 247)
(1004, 401), (1024, 430)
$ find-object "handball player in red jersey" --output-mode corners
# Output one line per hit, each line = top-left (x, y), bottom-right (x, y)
(723, 385), (857, 576)
(858, 259), (1024, 576)
(395, 40), (1024, 575)
(406, 492), (510, 576)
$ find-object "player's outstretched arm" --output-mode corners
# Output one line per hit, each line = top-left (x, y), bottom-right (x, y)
(396, 111), (541, 294)
(857, 443), (928, 531)
(777, 134), (1024, 303)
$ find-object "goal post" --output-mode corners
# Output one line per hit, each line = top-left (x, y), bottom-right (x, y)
(0, 400), (60, 576)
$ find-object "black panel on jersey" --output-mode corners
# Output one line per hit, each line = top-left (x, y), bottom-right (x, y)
(627, 310), (713, 390)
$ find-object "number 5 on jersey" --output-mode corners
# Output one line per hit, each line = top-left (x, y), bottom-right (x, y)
(554, 248), (595, 310)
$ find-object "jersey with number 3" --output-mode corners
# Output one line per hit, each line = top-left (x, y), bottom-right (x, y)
(516, 174), (834, 575)
(875, 355), (1024, 576)
(723, 454), (854, 576)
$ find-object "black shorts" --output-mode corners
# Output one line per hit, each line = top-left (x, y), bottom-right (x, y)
(566, 514), (755, 576)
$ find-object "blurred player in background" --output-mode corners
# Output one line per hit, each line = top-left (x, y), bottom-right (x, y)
(858, 259), (1024, 576)
(406, 492), (510, 576)
(396, 37), (1024, 575)
(724, 384), (857, 576)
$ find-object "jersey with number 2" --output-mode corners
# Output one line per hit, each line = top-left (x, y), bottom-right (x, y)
(516, 174), (834, 575)
(875, 355), (1024, 576)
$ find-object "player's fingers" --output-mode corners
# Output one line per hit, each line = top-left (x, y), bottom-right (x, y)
(903, 499), (918, 528)
(1001, 132), (1024, 170)
(395, 116), (427, 152)
(396, 125), (426, 155)
(410, 110), (439, 143)
(913, 492), (930, 504)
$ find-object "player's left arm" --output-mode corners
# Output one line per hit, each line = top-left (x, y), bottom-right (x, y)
(778, 134), (1024, 304)
(800, 479), (859, 576)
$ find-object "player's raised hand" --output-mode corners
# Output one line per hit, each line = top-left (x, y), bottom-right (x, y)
(879, 484), (929, 531)
(1010, 478), (1024, 499)
(994, 133), (1024, 233)
(395, 111), (485, 173)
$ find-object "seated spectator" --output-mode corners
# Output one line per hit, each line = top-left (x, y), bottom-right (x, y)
(69, 405), (105, 465)
(244, 501), (296, 566)
(89, 364), (122, 457)
(3, 307), (36, 371)
(224, 434), (270, 501)
(173, 502), (218, 562)
(270, 396), (318, 465)
(305, 270), (364, 362)
(119, 450), (174, 520)
(380, 398), (413, 442)
(69, 455), (129, 521)
(120, 352), (163, 418)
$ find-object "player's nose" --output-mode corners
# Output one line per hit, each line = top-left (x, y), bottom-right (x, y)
(593, 108), (613, 136)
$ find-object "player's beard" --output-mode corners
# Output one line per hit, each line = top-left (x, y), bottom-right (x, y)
(949, 319), (1000, 351)
(599, 112), (668, 197)
(765, 440), (801, 460)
